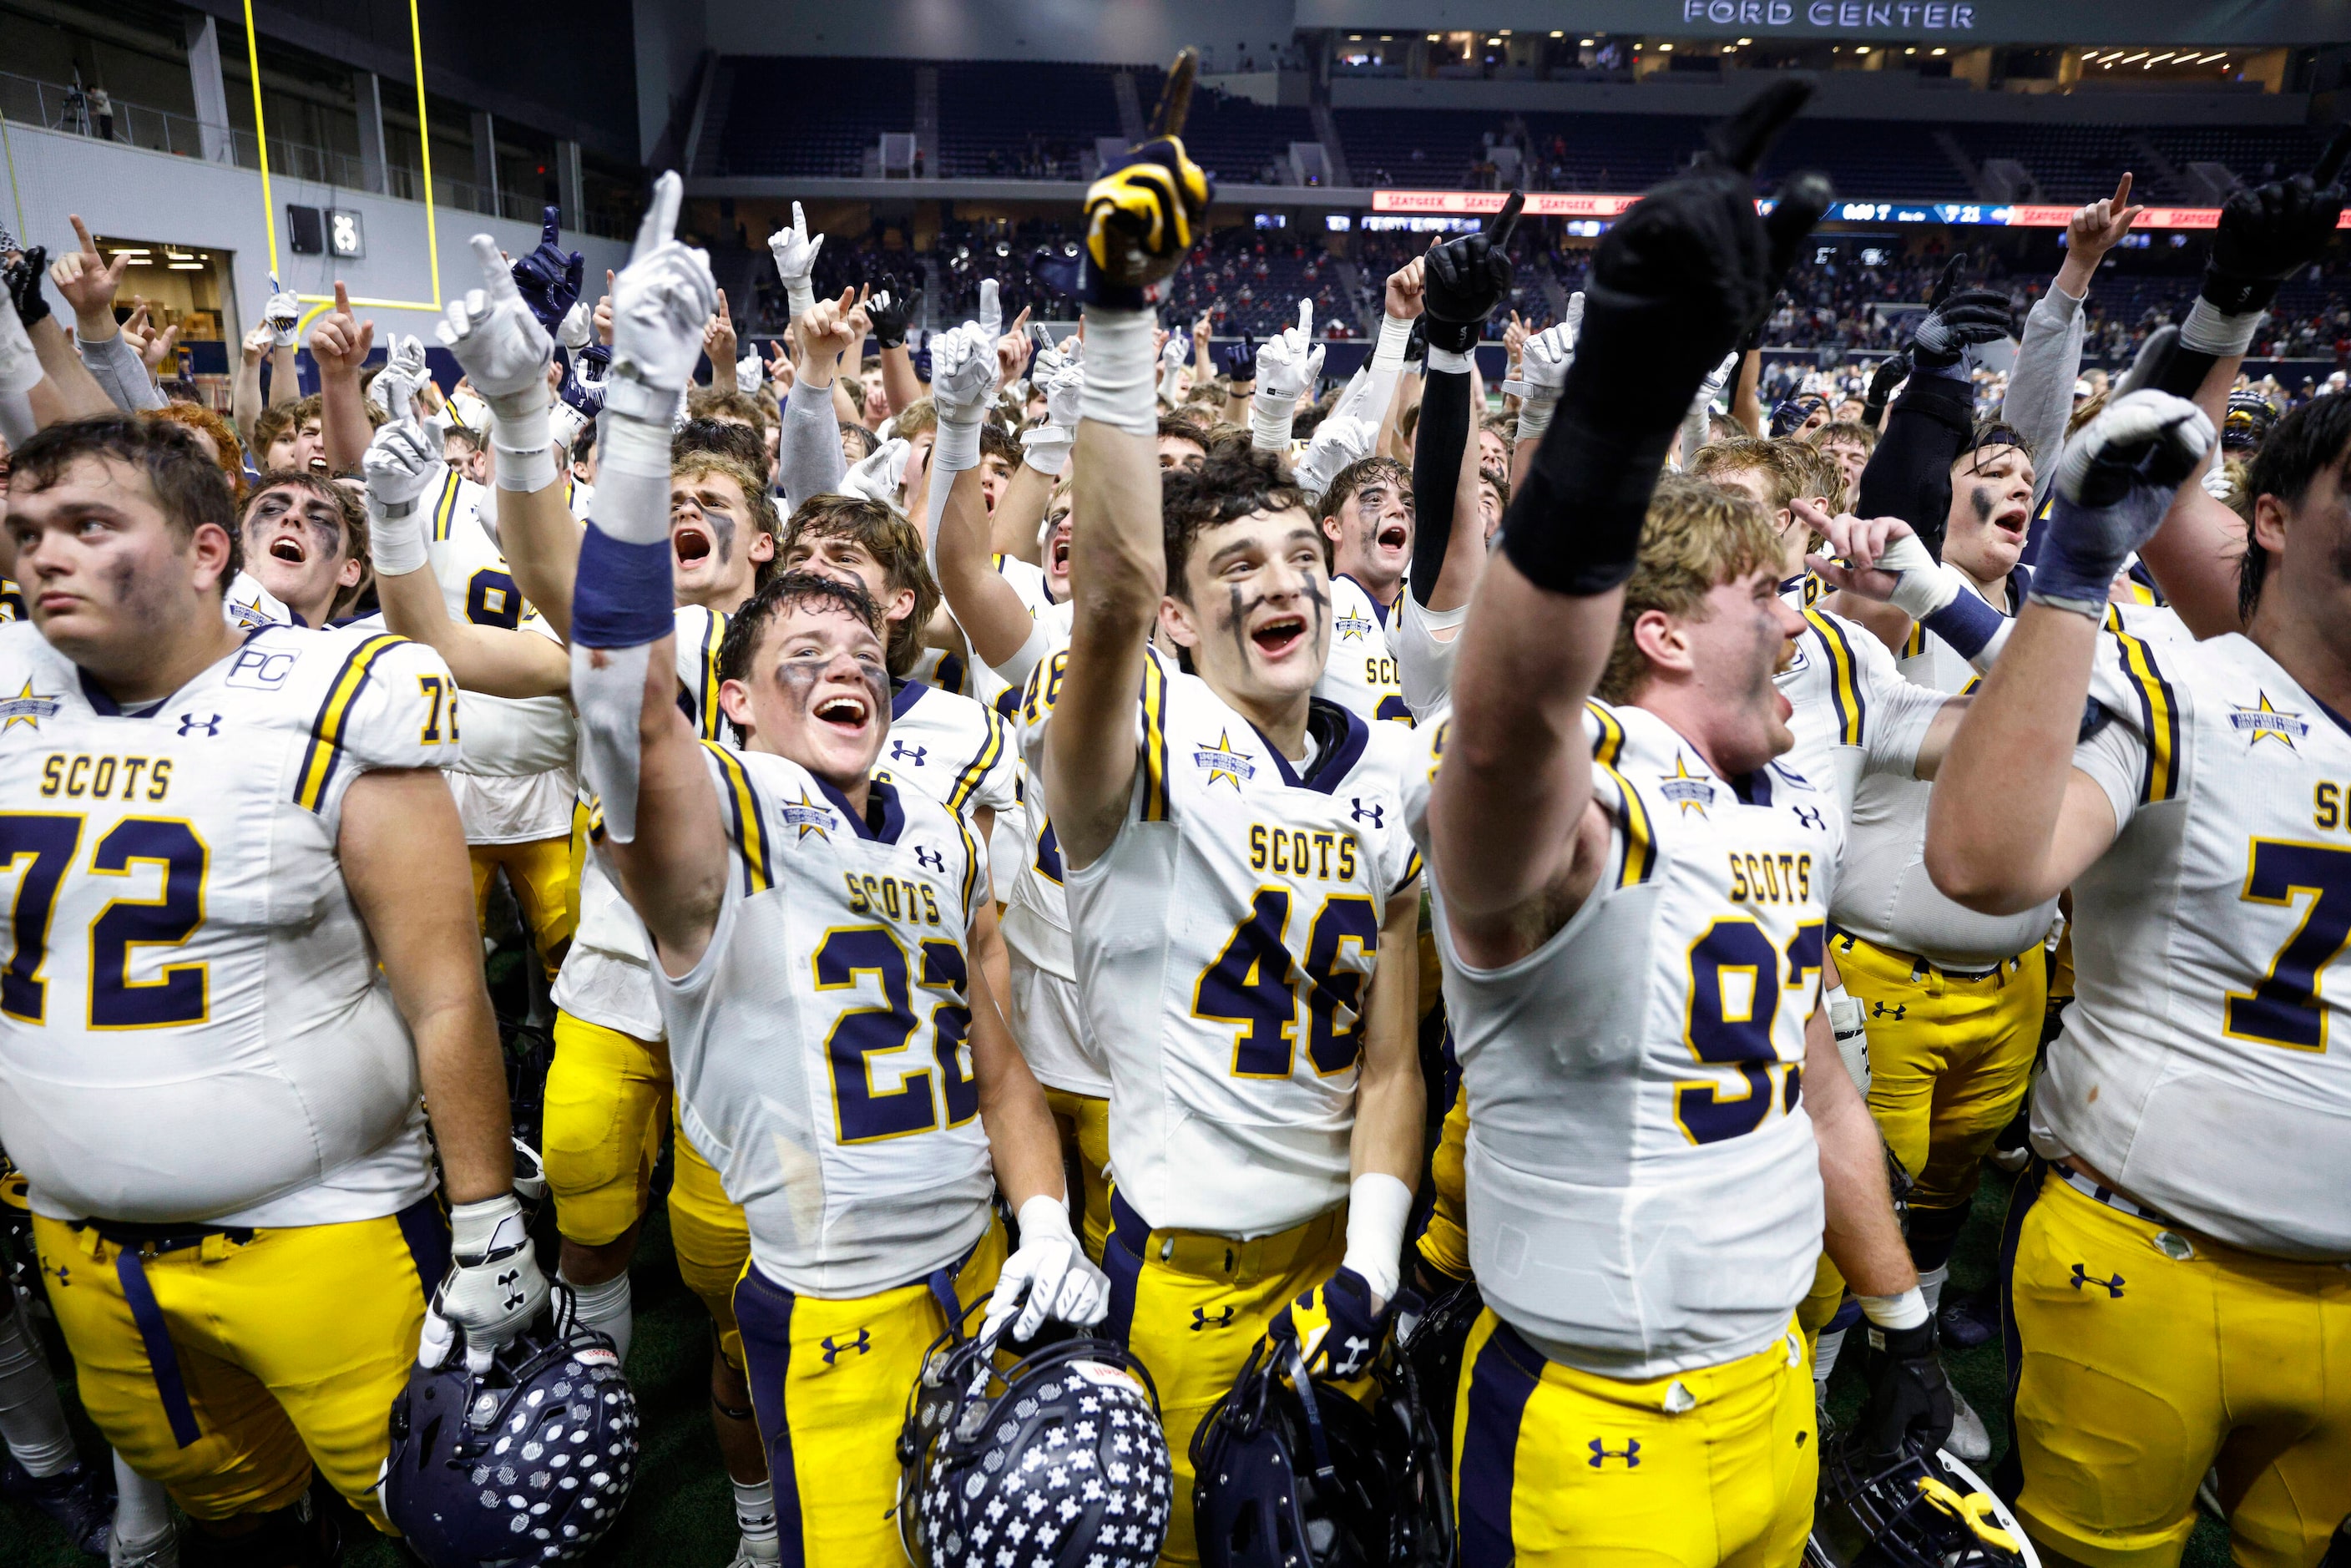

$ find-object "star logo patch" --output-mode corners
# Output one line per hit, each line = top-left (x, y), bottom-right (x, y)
(1334, 612), (1376, 643)
(0, 680), (61, 732)
(1192, 729), (1256, 792)
(780, 787), (837, 840)
(2229, 692), (2308, 751)
(1659, 753), (1715, 817)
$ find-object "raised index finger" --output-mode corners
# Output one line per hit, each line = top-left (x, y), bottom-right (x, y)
(1486, 189), (1524, 248)
(633, 172), (684, 266)
(540, 205), (562, 247)
(334, 280), (351, 316)
(69, 215), (98, 255)
(2111, 171), (2133, 210)
(1150, 48), (1198, 140)
(1704, 78), (1813, 176)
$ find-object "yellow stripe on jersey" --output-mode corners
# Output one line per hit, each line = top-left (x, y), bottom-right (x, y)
(1586, 701), (1626, 769)
(1395, 849), (1423, 897)
(696, 611), (729, 741)
(2111, 631), (2182, 803)
(700, 741), (775, 893)
(1140, 660), (1171, 822)
(1901, 621), (1926, 660)
(947, 706), (1008, 817)
(2101, 604), (2126, 633)
(1597, 761), (1656, 888)
(1428, 717), (1449, 783)
(954, 813), (982, 921)
(293, 635), (407, 812)
(1802, 608), (1866, 746)
(430, 468), (463, 543)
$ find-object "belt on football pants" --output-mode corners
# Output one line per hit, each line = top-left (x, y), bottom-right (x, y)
(1831, 930), (2013, 983)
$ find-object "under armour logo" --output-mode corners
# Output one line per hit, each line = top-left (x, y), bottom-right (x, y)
(915, 846), (946, 874)
(176, 712), (222, 736)
(2070, 1264), (2125, 1297)
(1588, 1438), (1641, 1469)
(1793, 804), (1826, 831)
(1872, 1001), (1907, 1021)
(497, 1267), (525, 1312)
(890, 741), (928, 766)
(1190, 1307), (1235, 1332)
(1349, 797), (1384, 828)
(821, 1329), (872, 1363)
(1328, 1335), (1373, 1378)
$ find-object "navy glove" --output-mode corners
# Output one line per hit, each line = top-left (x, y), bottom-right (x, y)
(510, 206), (587, 336)
(1863, 351), (1909, 428)
(1858, 1318), (1954, 1459)
(559, 342), (610, 418)
(1217, 336), (1259, 382)
(1423, 190), (1521, 354)
(1267, 1265), (1390, 1381)
(1909, 255), (2013, 374)
(3, 245), (51, 328)
(2201, 126), (2348, 316)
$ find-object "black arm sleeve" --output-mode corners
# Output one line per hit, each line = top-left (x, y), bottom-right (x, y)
(1853, 372), (1974, 562)
(1409, 365), (1473, 609)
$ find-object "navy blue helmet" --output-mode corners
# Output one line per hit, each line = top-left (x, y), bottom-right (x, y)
(1191, 1320), (1454, 1568)
(381, 1287), (639, 1565)
(1806, 1444), (2040, 1568)
(897, 1312), (1173, 1568)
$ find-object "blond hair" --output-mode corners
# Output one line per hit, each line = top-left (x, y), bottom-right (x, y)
(1598, 477), (1785, 705)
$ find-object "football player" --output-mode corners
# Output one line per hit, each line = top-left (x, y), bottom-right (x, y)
(1314, 455), (1415, 726)
(233, 473), (370, 629)
(566, 175), (1105, 1565)
(1423, 85), (1950, 1565)
(1927, 146), (2350, 1565)
(0, 412), (544, 1565)
(1046, 122), (1426, 1560)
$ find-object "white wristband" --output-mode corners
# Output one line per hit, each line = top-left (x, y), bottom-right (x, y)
(1426, 346), (1472, 375)
(933, 412), (982, 476)
(1858, 1286), (1929, 1331)
(1250, 387), (1301, 452)
(2180, 295), (2263, 359)
(366, 494), (431, 578)
(1076, 308), (1159, 438)
(1340, 1172), (1414, 1308)
(599, 409), (674, 482)
(494, 440), (559, 493)
(1373, 311), (1414, 372)
(1015, 1192), (1077, 1247)
(1514, 400), (1555, 446)
(786, 281), (817, 322)
(1021, 426), (1072, 477)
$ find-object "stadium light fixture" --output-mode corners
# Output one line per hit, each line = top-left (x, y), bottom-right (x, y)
(1580, 38), (1595, 45)
(1550, 31), (1564, 38)
(1904, 46), (1917, 54)
(2121, 52), (2149, 63)
(2149, 52), (2176, 64)
(1855, 44), (1870, 53)
(1739, 37), (1753, 43)
(1931, 47), (1946, 54)
(1659, 43), (1673, 51)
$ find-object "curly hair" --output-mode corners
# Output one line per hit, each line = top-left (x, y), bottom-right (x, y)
(1159, 446), (1313, 601)
(781, 493), (939, 678)
(144, 401), (246, 501)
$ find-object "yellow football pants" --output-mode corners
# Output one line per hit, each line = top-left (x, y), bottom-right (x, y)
(1042, 1085), (1111, 1262)
(33, 1204), (442, 1528)
(668, 1111), (751, 1373)
(2009, 1168), (2351, 1568)
(1104, 1193), (1347, 1565)
(1834, 934), (2044, 1213)
(1418, 1080), (1473, 1283)
(470, 834), (579, 978)
(1454, 1309), (1817, 1567)
(543, 1012), (670, 1247)
(733, 1216), (1005, 1568)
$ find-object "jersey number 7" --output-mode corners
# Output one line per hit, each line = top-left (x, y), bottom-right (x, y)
(1, 813), (209, 1029)
(2224, 838), (2351, 1054)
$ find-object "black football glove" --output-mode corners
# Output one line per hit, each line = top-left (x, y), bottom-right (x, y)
(510, 206), (586, 335)
(1857, 1318), (1954, 1459)
(2202, 125), (2349, 316)
(1908, 255), (2014, 372)
(1862, 351), (1909, 428)
(866, 286), (918, 349)
(1423, 190), (1521, 354)
(1216, 336), (1259, 382)
(3, 245), (51, 329)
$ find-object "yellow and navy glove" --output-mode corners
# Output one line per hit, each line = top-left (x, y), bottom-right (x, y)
(1079, 49), (1213, 306)
(1268, 1264), (1390, 1381)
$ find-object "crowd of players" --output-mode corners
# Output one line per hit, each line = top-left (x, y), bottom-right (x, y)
(0, 58), (2343, 1568)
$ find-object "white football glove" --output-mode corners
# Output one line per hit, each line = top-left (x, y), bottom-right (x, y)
(0, 297), (40, 397)
(736, 350), (763, 395)
(980, 1197), (1110, 1346)
(929, 321), (998, 425)
(766, 200), (823, 321)
(1696, 348), (1741, 407)
(367, 332), (430, 419)
(421, 1194), (550, 1374)
(1293, 411), (1378, 500)
(436, 235), (554, 416)
(264, 274), (301, 349)
(556, 299), (594, 352)
(2200, 463), (2234, 501)
(360, 417), (442, 578)
(976, 278), (1002, 345)
(1251, 301), (1319, 450)
(608, 173), (719, 422)
(843, 435), (912, 506)
(1505, 306), (1579, 442)
(1020, 357), (1084, 475)
(1156, 333), (1191, 403)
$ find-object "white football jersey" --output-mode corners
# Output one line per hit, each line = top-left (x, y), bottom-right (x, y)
(874, 680), (1019, 842)
(0, 622), (449, 1226)
(1314, 574), (1412, 727)
(2041, 629), (2351, 1258)
(424, 474), (579, 842)
(223, 570), (294, 631)
(1394, 593), (1465, 726)
(1774, 596), (1945, 822)
(1059, 666), (1423, 1238)
(998, 626), (1105, 1095)
(1413, 700), (1843, 1378)
(554, 607), (731, 1040)
(653, 749), (994, 1297)
(1842, 584), (2057, 967)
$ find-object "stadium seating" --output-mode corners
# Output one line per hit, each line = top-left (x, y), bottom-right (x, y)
(936, 62), (1124, 179)
(1948, 122), (2141, 203)
(2145, 123), (2327, 185)
(705, 57), (916, 180)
